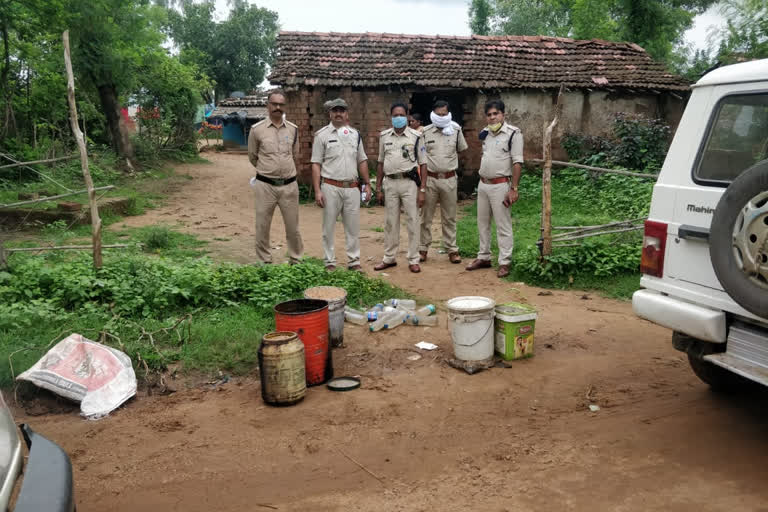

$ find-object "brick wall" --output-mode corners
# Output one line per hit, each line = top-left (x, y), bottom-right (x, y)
(283, 86), (685, 184)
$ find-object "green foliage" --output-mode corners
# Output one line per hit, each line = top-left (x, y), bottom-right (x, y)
(168, 1), (279, 100)
(716, 0), (768, 62)
(562, 112), (671, 172)
(134, 52), (212, 155)
(469, 0), (493, 35)
(469, 0), (716, 64)
(456, 165), (650, 297)
(0, 254), (407, 386)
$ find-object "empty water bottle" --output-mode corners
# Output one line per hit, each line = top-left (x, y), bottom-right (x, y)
(406, 314), (439, 326)
(369, 310), (407, 332)
(344, 309), (367, 325)
(361, 183), (368, 203)
(366, 311), (379, 322)
(385, 298), (416, 310)
(414, 304), (436, 317)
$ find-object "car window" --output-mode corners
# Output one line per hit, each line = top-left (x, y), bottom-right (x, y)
(696, 93), (768, 183)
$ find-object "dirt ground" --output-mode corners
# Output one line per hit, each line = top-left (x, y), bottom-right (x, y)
(12, 152), (768, 511)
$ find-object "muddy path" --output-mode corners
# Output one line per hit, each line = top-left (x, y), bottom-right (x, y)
(13, 152), (768, 511)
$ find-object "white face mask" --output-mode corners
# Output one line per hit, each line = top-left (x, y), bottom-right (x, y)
(430, 111), (454, 135)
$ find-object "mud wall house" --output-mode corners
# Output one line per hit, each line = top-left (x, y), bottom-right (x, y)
(208, 96), (268, 149)
(268, 32), (691, 185)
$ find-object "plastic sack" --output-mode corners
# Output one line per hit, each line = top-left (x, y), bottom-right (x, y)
(17, 334), (137, 419)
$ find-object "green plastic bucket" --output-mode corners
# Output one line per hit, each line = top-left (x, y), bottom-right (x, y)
(494, 302), (538, 361)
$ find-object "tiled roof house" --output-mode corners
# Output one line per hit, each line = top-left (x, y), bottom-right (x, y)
(269, 32), (690, 182)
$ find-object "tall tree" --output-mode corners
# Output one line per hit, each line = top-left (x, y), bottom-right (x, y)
(469, 0), (492, 36)
(168, 1), (279, 101)
(67, 0), (169, 169)
(469, 0), (716, 64)
(717, 0), (768, 62)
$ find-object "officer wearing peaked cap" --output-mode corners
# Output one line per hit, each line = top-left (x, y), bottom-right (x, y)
(311, 98), (372, 271)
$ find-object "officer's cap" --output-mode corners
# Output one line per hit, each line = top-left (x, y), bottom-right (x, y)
(324, 98), (348, 111)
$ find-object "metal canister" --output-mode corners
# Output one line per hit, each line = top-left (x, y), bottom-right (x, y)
(258, 331), (306, 406)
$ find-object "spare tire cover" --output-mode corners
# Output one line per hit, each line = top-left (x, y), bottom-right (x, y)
(709, 159), (768, 318)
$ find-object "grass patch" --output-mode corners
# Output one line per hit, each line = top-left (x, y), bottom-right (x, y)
(370, 226), (384, 232)
(0, 254), (408, 387)
(456, 167), (649, 299)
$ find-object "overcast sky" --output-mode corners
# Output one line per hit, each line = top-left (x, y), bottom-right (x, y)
(214, 0), (724, 48)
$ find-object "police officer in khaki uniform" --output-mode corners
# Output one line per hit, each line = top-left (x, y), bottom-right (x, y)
(374, 101), (427, 274)
(248, 89), (303, 265)
(311, 98), (371, 271)
(466, 99), (524, 278)
(419, 100), (468, 264)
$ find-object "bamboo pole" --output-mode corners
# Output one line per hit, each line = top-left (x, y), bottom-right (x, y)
(541, 84), (565, 257)
(529, 159), (658, 180)
(0, 154), (79, 170)
(549, 225), (643, 242)
(63, 31), (102, 268)
(552, 217), (646, 238)
(0, 185), (114, 209)
(6, 244), (135, 253)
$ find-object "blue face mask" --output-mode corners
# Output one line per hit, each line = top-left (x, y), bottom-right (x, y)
(392, 116), (407, 129)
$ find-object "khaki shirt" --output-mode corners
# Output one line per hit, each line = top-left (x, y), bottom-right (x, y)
(247, 118), (298, 179)
(422, 122), (468, 173)
(378, 127), (427, 176)
(478, 123), (524, 179)
(311, 123), (368, 181)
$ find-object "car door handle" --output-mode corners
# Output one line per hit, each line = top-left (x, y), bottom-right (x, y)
(678, 224), (710, 242)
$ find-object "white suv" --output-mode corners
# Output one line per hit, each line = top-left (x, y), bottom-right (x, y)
(633, 59), (768, 390)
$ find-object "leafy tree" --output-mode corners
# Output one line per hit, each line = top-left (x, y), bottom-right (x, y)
(716, 0), (768, 62)
(168, 1), (279, 101)
(469, 0), (716, 64)
(469, 0), (492, 36)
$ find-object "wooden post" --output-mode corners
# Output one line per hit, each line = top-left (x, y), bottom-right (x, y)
(541, 84), (565, 257)
(0, 237), (6, 268)
(63, 30), (102, 268)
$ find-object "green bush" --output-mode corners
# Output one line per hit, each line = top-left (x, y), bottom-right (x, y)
(562, 112), (671, 172)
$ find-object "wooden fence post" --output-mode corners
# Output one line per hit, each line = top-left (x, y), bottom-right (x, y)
(541, 84), (565, 257)
(63, 30), (102, 268)
(0, 237), (6, 268)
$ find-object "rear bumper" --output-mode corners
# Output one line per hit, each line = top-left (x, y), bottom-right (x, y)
(13, 425), (75, 512)
(632, 289), (726, 342)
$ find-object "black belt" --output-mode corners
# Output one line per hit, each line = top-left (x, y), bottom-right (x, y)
(256, 174), (296, 186)
(386, 172), (409, 180)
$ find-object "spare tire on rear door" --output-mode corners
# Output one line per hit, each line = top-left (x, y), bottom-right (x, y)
(709, 159), (768, 318)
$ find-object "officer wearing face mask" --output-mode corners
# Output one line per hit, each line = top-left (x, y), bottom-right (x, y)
(419, 99), (468, 265)
(374, 101), (427, 274)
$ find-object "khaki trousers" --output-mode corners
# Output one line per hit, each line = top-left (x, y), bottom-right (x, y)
(321, 182), (360, 268)
(419, 173), (458, 253)
(253, 179), (303, 264)
(476, 180), (514, 265)
(382, 177), (420, 265)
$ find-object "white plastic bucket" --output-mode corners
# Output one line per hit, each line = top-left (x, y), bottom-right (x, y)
(446, 296), (496, 361)
(304, 286), (347, 348)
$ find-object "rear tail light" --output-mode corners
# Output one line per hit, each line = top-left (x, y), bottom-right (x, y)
(640, 220), (668, 277)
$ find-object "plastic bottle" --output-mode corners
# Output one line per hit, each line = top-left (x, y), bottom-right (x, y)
(385, 298), (416, 310)
(369, 310), (407, 332)
(344, 310), (367, 325)
(414, 304), (436, 317)
(366, 311), (379, 322)
(345, 306), (365, 315)
(406, 314), (439, 326)
(361, 183), (368, 203)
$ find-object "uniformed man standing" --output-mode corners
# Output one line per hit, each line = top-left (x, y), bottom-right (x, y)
(248, 89), (303, 265)
(465, 99), (523, 278)
(374, 101), (427, 274)
(311, 98), (371, 271)
(419, 100), (468, 264)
